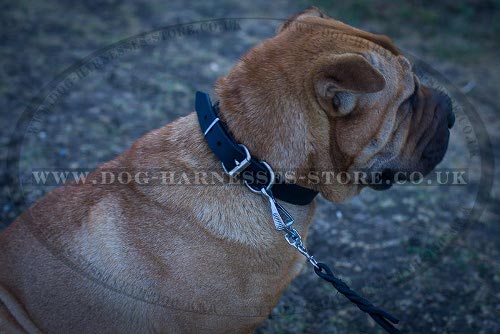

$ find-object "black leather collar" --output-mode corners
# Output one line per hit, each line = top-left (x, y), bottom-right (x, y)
(195, 91), (318, 206)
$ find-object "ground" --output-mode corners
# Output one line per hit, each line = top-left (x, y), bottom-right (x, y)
(0, 0), (498, 333)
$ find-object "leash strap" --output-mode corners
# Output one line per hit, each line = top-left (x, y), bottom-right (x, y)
(195, 91), (318, 206)
(314, 263), (400, 333)
(264, 188), (401, 333)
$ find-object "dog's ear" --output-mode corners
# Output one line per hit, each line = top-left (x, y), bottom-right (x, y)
(277, 6), (330, 33)
(314, 53), (386, 115)
(315, 53), (386, 94)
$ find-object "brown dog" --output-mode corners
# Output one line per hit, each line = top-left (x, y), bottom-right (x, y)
(0, 7), (454, 334)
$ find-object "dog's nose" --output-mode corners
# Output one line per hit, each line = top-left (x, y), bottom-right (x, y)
(437, 92), (455, 129)
(447, 110), (455, 128)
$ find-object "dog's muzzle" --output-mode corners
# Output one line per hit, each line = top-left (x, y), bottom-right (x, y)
(369, 88), (455, 191)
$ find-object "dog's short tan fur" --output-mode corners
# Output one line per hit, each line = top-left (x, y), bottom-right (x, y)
(0, 7), (452, 333)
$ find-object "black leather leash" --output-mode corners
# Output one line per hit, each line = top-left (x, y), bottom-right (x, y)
(195, 91), (400, 333)
(315, 263), (400, 333)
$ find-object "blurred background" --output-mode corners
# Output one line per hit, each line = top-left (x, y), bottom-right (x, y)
(0, 0), (498, 333)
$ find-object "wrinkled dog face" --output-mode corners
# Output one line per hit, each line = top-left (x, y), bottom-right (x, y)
(216, 7), (454, 202)
(280, 8), (455, 198)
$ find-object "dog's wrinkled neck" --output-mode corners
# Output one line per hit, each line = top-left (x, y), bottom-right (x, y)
(215, 85), (316, 183)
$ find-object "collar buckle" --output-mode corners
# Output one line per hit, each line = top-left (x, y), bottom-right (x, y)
(221, 144), (251, 177)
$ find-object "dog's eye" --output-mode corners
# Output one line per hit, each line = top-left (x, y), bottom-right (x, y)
(410, 84), (418, 105)
(332, 92), (355, 115)
(332, 95), (341, 109)
(405, 80), (419, 107)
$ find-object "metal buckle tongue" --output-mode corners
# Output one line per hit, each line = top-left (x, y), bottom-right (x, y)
(260, 188), (294, 231)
